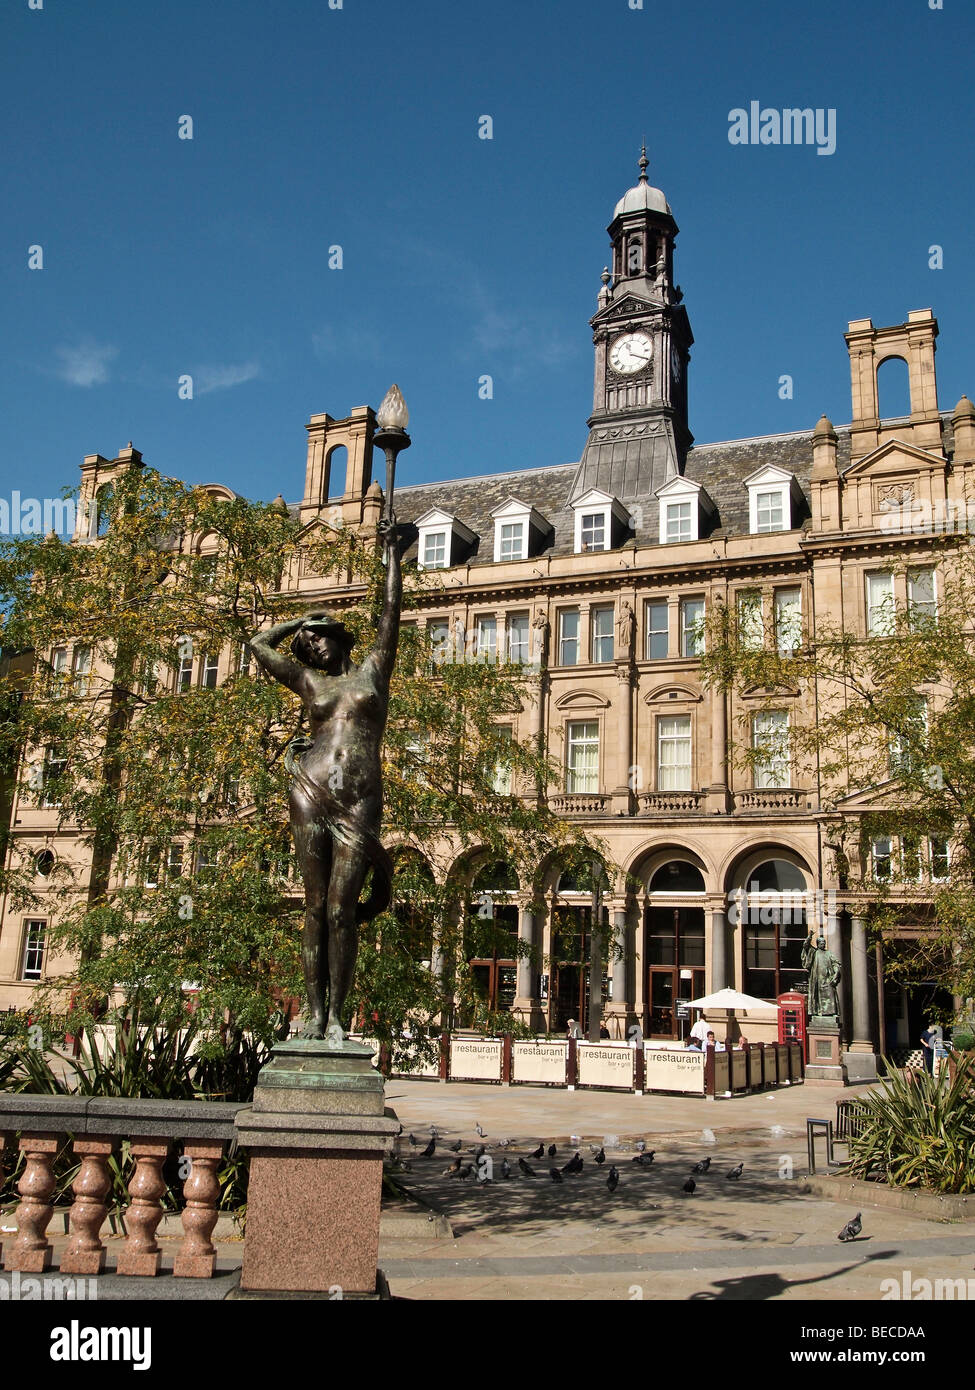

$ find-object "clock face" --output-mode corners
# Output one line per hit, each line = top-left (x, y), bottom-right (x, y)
(609, 332), (653, 375)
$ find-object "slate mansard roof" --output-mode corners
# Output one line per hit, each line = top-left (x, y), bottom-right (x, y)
(388, 423), (834, 566)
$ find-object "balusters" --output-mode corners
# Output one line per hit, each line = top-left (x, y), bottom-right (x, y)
(61, 1137), (115, 1275)
(116, 1138), (169, 1277)
(173, 1143), (224, 1278)
(7, 1134), (58, 1272)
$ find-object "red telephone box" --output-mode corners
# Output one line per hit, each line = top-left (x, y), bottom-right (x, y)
(777, 991), (808, 1061)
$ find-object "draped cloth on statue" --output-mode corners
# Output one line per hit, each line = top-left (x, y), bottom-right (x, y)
(285, 737), (393, 924)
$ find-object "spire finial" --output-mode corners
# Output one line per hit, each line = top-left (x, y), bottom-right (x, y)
(638, 143), (648, 183)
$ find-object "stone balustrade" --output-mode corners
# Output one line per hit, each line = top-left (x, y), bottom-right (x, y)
(638, 791), (706, 813)
(0, 1095), (244, 1279)
(549, 793), (610, 816)
(733, 788), (808, 812)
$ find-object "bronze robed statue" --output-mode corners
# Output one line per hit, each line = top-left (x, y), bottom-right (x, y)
(251, 517), (402, 1045)
(801, 930), (841, 1024)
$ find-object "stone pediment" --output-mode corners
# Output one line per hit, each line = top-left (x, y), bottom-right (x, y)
(554, 689), (610, 710)
(740, 684), (801, 699)
(594, 295), (654, 323)
(644, 684), (702, 705)
(833, 778), (919, 813)
(841, 438), (946, 480)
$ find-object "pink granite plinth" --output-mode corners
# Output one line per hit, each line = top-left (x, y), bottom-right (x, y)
(241, 1148), (383, 1294)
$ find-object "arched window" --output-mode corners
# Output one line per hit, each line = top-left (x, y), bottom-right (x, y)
(645, 859), (706, 1037)
(392, 854), (436, 962)
(93, 484), (114, 538)
(739, 857), (808, 999)
(462, 860), (519, 1021)
(877, 356), (911, 420)
(325, 445), (348, 504)
(649, 861), (706, 894)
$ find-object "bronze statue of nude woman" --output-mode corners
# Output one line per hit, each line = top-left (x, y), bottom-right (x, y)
(250, 518), (401, 1044)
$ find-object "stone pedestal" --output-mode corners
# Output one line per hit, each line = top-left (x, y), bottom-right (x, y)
(805, 1021), (848, 1085)
(236, 1039), (399, 1296)
(841, 1048), (878, 1083)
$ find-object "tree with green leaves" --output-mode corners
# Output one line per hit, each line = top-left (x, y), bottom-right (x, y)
(698, 542), (975, 1020)
(0, 461), (595, 1069)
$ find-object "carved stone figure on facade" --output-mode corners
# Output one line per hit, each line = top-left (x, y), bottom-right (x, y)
(617, 600), (635, 656)
(250, 519), (402, 1044)
(531, 609), (550, 667)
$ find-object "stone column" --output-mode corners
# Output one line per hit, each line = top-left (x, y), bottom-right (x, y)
(707, 686), (730, 812)
(842, 912), (877, 1080)
(710, 903), (728, 993)
(613, 666), (634, 813)
(514, 907), (537, 1020)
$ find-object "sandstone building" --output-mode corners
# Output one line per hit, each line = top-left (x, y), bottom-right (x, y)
(3, 153), (972, 1073)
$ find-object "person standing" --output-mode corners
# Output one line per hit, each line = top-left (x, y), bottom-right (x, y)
(920, 1022), (937, 1074)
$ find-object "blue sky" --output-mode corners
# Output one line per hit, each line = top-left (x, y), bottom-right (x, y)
(2, 0), (973, 515)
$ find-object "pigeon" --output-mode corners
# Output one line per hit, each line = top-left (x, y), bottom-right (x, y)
(408, 1133), (419, 1148)
(682, 1178), (696, 1195)
(594, 1147), (606, 1165)
(632, 1152), (654, 1167)
(607, 1165), (619, 1193)
(726, 1162), (744, 1180)
(448, 1139), (462, 1152)
(518, 1158), (536, 1177)
(501, 1157), (512, 1179)
(475, 1122), (487, 1138)
(442, 1158), (461, 1175)
(531, 1143), (545, 1160)
(691, 1156), (711, 1175)
(473, 1144), (486, 1162)
(421, 1137), (436, 1158)
(457, 1163), (474, 1180)
(562, 1152), (583, 1174)
(635, 1138), (646, 1152)
(428, 1125), (441, 1135)
(838, 1213), (862, 1243)
(548, 1144), (557, 1158)
(498, 1138), (511, 1148)
(549, 1167), (563, 1183)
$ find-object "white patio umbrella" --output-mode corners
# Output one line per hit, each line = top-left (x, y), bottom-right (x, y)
(686, 987), (781, 1012)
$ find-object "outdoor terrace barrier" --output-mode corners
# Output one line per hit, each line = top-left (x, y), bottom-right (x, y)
(0, 1095), (245, 1278)
(381, 1036), (804, 1098)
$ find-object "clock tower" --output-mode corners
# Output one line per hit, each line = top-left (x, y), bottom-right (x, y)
(571, 149), (693, 504)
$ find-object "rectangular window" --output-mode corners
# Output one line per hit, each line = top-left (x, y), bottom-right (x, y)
(580, 513), (606, 552)
(752, 710), (790, 788)
(658, 715), (692, 791)
(665, 500), (692, 543)
(929, 836), (950, 880)
(41, 747), (67, 808)
(907, 567), (937, 627)
(559, 610), (580, 666)
(756, 489), (786, 533)
(507, 613), (529, 664)
(591, 606), (614, 663)
(737, 590), (764, 651)
(566, 721), (599, 793)
(866, 572), (895, 637)
(774, 587), (802, 655)
(889, 696), (928, 777)
(201, 651), (219, 689)
(491, 725), (513, 795)
(177, 638), (194, 692)
(428, 618), (450, 666)
(143, 845), (161, 888)
(680, 598), (705, 657)
(140, 659), (161, 695)
(422, 531), (448, 569)
(72, 645), (93, 694)
(196, 845), (217, 881)
(474, 616), (497, 663)
(237, 643), (253, 676)
(646, 601), (669, 660)
(167, 844), (184, 880)
(21, 921), (46, 980)
(50, 646), (68, 688)
(871, 837), (892, 882)
(198, 554), (218, 589)
(499, 522), (524, 562)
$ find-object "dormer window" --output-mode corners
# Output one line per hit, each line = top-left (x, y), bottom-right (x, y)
(415, 508), (476, 571)
(490, 498), (551, 564)
(744, 465), (803, 536)
(655, 476), (714, 545)
(422, 531), (448, 569)
(571, 489), (630, 555)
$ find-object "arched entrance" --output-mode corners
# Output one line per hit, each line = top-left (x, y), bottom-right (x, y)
(730, 853), (810, 1000)
(461, 860), (519, 1023)
(645, 859), (706, 1039)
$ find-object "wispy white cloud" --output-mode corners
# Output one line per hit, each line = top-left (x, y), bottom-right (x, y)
(54, 339), (118, 387)
(194, 361), (261, 395)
